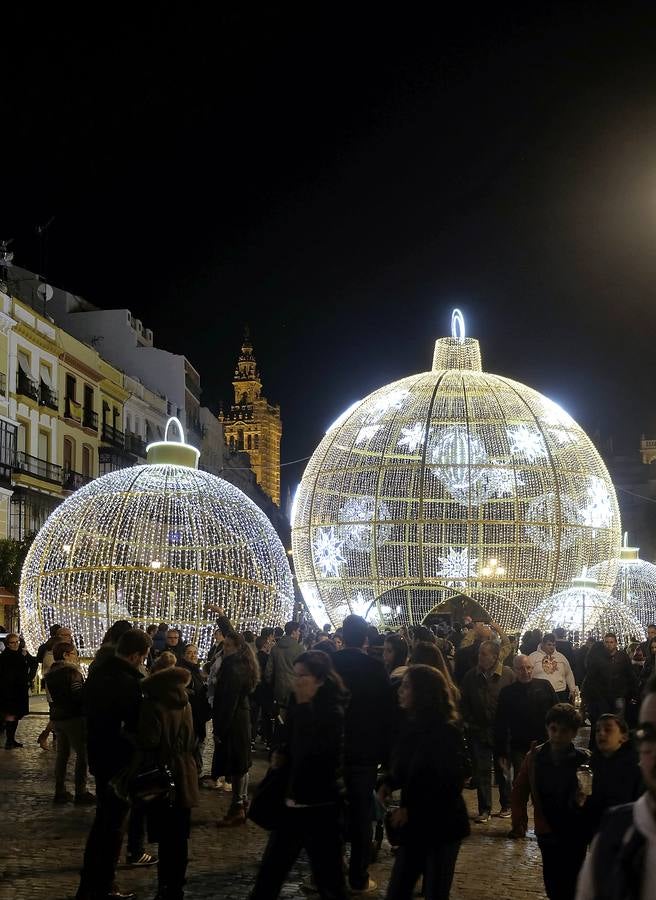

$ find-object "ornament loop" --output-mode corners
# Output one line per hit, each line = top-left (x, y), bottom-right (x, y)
(451, 309), (466, 343)
(165, 416), (186, 444)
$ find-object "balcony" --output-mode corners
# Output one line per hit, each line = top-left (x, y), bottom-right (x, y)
(17, 369), (39, 402)
(83, 407), (98, 430)
(101, 422), (125, 448)
(13, 451), (63, 485)
(125, 431), (147, 458)
(62, 469), (93, 492)
(39, 381), (59, 411)
(185, 372), (201, 400)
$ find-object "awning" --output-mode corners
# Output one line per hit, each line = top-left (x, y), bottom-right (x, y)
(17, 350), (31, 375)
(0, 587), (16, 606)
(40, 363), (53, 387)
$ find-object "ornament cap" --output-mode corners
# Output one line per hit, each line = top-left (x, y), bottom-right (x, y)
(432, 336), (482, 372)
(146, 417), (200, 468)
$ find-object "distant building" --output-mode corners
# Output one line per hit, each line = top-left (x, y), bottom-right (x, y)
(219, 332), (282, 505)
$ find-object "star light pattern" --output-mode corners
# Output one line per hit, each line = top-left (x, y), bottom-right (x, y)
(506, 425), (548, 462)
(438, 547), (478, 587)
(338, 496), (392, 552)
(19, 464), (294, 658)
(397, 422), (426, 454)
(313, 527), (346, 576)
(292, 322), (621, 630)
(523, 586), (644, 647)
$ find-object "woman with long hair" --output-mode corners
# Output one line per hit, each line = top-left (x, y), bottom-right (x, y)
(378, 665), (470, 899)
(251, 650), (350, 900)
(410, 642), (460, 709)
(383, 634), (409, 686)
(213, 630), (260, 826)
(0, 633), (34, 748)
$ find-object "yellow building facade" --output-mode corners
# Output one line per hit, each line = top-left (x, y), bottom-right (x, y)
(220, 334), (282, 505)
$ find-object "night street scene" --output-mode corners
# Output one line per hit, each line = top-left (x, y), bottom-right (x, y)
(3, 6), (656, 899)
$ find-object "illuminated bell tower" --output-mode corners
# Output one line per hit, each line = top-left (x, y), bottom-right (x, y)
(220, 330), (282, 505)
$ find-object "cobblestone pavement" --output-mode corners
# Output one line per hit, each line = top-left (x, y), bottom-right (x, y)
(0, 701), (548, 900)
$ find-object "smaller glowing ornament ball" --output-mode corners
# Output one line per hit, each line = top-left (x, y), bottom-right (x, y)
(19, 419), (294, 657)
(588, 535), (656, 630)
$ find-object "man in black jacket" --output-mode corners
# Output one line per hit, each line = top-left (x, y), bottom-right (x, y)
(583, 633), (639, 746)
(76, 628), (151, 900)
(553, 627), (577, 675)
(332, 615), (392, 894)
(494, 654), (556, 837)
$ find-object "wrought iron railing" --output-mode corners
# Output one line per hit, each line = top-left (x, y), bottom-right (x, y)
(39, 381), (59, 411)
(14, 451), (63, 484)
(17, 370), (39, 402)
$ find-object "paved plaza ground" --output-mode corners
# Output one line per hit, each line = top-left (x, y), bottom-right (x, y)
(0, 699), (548, 900)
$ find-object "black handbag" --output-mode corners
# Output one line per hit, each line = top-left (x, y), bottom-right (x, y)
(128, 763), (176, 804)
(247, 765), (289, 830)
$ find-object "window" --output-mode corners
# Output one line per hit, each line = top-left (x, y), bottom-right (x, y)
(0, 420), (17, 469)
(229, 435), (235, 451)
(63, 437), (74, 471)
(84, 383), (93, 410)
(82, 444), (92, 478)
(247, 434), (252, 450)
(254, 434), (260, 450)
(38, 430), (50, 462)
(65, 373), (76, 400)
(238, 430), (244, 450)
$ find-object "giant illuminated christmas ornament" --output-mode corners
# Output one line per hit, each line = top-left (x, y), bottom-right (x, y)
(522, 569), (644, 646)
(588, 534), (656, 630)
(19, 418), (294, 657)
(291, 310), (622, 630)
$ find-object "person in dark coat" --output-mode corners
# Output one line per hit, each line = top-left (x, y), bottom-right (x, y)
(76, 628), (151, 900)
(45, 641), (94, 804)
(583, 633), (639, 745)
(213, 631), (260, 826)
(251, 650), (350, 900)
(583, 714), (643, 842)
(0, 633), (33, 748)
(378, 665), (470, 900)
(179, 644), (211, 747)
(136, 664), (200, 900)
(332, 614), (394, 893)
(460, 640), (514, 822)
(511, 704), (590, 900)
(638, 636), (656, 697)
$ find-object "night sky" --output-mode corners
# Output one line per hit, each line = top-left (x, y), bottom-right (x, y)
(3, 6), (656, 499)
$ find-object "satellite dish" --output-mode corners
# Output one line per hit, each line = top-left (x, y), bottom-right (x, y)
(37, 283), (54, 303)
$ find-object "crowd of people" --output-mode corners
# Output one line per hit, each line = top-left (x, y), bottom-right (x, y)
(1, 613), (656, 900)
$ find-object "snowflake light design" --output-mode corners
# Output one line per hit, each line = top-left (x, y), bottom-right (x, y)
(338, 496), (391, 552)
(313, 527), (346, 577)
(354, 425), (381, 445)
(506, 425), (548, 462)
(397, 422), (426, 454)
(437, 547), (478, 586)
(525, 492), (582, 551)
(483, 464), (523, 498)
(365, 389), (409, 424)
(581, 477), (613, 529)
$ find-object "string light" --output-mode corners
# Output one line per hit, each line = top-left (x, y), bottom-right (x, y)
(19, 418), (294, 658)
(588, 536), (656, 629)
(292, 310), (621, 630)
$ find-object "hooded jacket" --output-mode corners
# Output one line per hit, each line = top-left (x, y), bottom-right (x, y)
(44, 660), (85, 721)
(265, 635), (302, 706)
(213, 651), (258, 776)
(137, 666), (200, 808)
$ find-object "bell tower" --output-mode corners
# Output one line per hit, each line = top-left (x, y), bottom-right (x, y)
(220, 329), (282, 505)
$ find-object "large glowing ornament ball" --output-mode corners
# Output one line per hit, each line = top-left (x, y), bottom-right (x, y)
(291, 309), (622, 631)
(522, 570), (645, 646)
(19, 418), (294, 657)
(588, 537), (656, 630)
